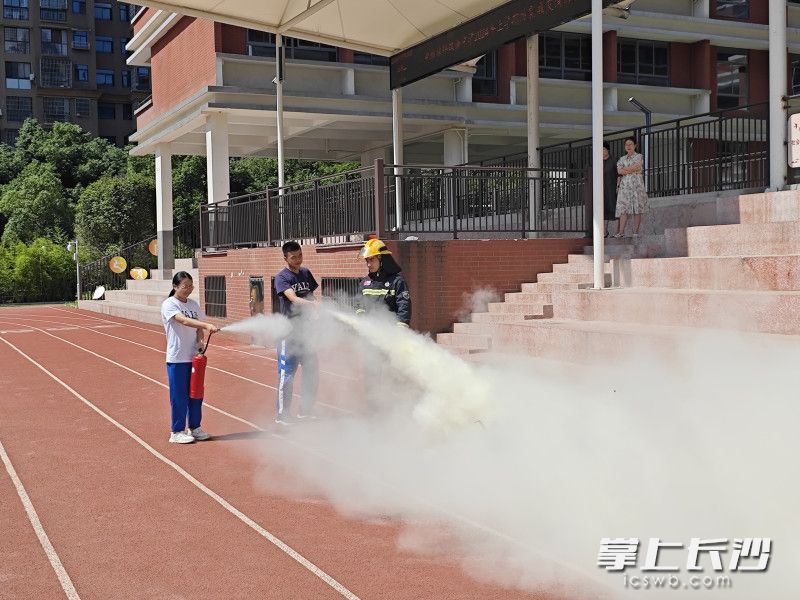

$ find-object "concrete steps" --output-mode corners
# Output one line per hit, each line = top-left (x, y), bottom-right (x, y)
(615, 255), (800, 291)
(503, 291), (552, 304)
(438, 189), (800, 361)
(738, 190), (800, 224)
(551, 287), (800, 336)
(436, 332), (492, 353)
(581, 234), (665, 259)
(490, 318), (798, 365)
(78, 299), (163, 325)
(471, 307), (553, 322)
(685, 222), (800, 257)
(79, 259), (199, 324)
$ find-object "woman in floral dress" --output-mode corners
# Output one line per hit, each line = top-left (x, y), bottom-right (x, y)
(613, 136), (648, 238)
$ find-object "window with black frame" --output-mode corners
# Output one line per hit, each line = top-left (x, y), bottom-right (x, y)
(94, 1), (111, 19)
(74, 97), (92, 118)
(473, 51), (498, 96)
(41, 28), (68, 55)
(4, 27), (29, 54)
(792, 57), (800, 96)
(40, 0), (67, 22)
(95, 35), (112, 53)
(5, 61), (31, 89)
(354, 52), (389, 66)
(42, 96), (70, 123)
(204, 276), (227, 318)
(538, 32), (591, 81)
(715, 0), (748, 19)
(617, 38), (669, 86)
(716, 49), (748, 109)
(74, 63), (88, 83)
(3, 0), (28, 20)
(6, 96), (32, 122)
(321, 277), (362, 310)
(96, 68), (114, 86)
(72, 30), (89, 49)
(245, 30), (336, 62)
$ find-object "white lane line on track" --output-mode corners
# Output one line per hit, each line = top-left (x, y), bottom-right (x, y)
(47, 307), (355, 381)
(0, 317), (351, 415)
(0, 335), (361, 600)
(0, 436), (81, 600)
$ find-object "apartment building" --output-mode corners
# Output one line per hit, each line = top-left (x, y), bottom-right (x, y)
(1, 0), (151, 145)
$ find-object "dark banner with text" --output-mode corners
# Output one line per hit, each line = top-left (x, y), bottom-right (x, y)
(390, 0), (617, 89)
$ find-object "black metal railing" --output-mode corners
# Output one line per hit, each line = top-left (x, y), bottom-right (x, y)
(201, 166), (378, 249)
(79, 235), (159, 300)
(384, 165), (587, 237)
(539, 103), (769, 198)
(174, 213), (201, 259)
(79, 217), (201, 299)
(201, 160), (590, 248)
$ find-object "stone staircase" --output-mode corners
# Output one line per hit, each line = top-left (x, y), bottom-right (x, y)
(437, 190), (800, 362)
(78, 258), (199, 325)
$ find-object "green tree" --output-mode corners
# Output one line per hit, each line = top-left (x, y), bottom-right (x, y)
(0, 142), (23, 185)
(172, 155), (206, 225)
(0, 243), (14, 302)
(0, 162), (71, 244)
(5, 238), (74, 303)
(75, 173), (155, 255)
(13, 119), (126, 189)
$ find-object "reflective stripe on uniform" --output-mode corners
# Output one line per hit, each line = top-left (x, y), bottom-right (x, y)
(362, 289), (390, 296)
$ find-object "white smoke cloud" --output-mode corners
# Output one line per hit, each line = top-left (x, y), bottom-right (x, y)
(242, 307), (799, 599)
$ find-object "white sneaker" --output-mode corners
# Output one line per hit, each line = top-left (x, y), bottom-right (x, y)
(190, 427), (211, 441)
(169, 431), (195, 444)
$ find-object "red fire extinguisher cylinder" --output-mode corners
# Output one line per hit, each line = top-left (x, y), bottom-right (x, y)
(189, 331), (214, 400)
(190, 353), (207, 399)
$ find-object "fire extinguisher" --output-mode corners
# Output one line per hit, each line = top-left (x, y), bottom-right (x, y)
(189, 330), (214, 400)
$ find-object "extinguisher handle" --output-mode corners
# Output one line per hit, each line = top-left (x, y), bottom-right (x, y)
(200, 329), (215, 355)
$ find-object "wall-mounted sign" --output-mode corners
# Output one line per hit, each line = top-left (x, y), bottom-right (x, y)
(108, 256), (127, 273)
(129, 267), (149, 280)
(390, 0), (616, 89)
(789, 113), (800, 168)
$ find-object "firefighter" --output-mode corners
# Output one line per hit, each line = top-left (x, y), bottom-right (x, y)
(356, 238), (411, 327)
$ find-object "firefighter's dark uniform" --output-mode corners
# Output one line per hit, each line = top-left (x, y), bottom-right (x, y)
(355, 253), (411, 326)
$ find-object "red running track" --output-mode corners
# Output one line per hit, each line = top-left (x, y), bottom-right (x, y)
(0, 305), (566, 600)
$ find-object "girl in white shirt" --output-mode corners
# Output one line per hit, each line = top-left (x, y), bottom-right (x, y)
(160, 271), (219, 444)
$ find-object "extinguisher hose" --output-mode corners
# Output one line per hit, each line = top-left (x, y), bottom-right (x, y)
(200, 330), (215, 355)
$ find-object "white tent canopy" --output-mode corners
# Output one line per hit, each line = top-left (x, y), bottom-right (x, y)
(136, 0), (515, 56)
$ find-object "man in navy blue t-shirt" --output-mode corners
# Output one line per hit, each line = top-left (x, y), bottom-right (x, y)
(274, 241), (319, 424)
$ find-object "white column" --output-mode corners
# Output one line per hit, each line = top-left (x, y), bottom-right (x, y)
(206, 112), (230, 204)
(455, 76), (472, 102)
(527, 35), (540, 233)
(591, 0), (605, 289)
(392, 88), (404, 230)
(276, 33), (286, 190)
(443, 129), (468, 165)
(155, 143), (174, 277)
(692, 0), (709, 18)
(769, 0), (787, 191)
